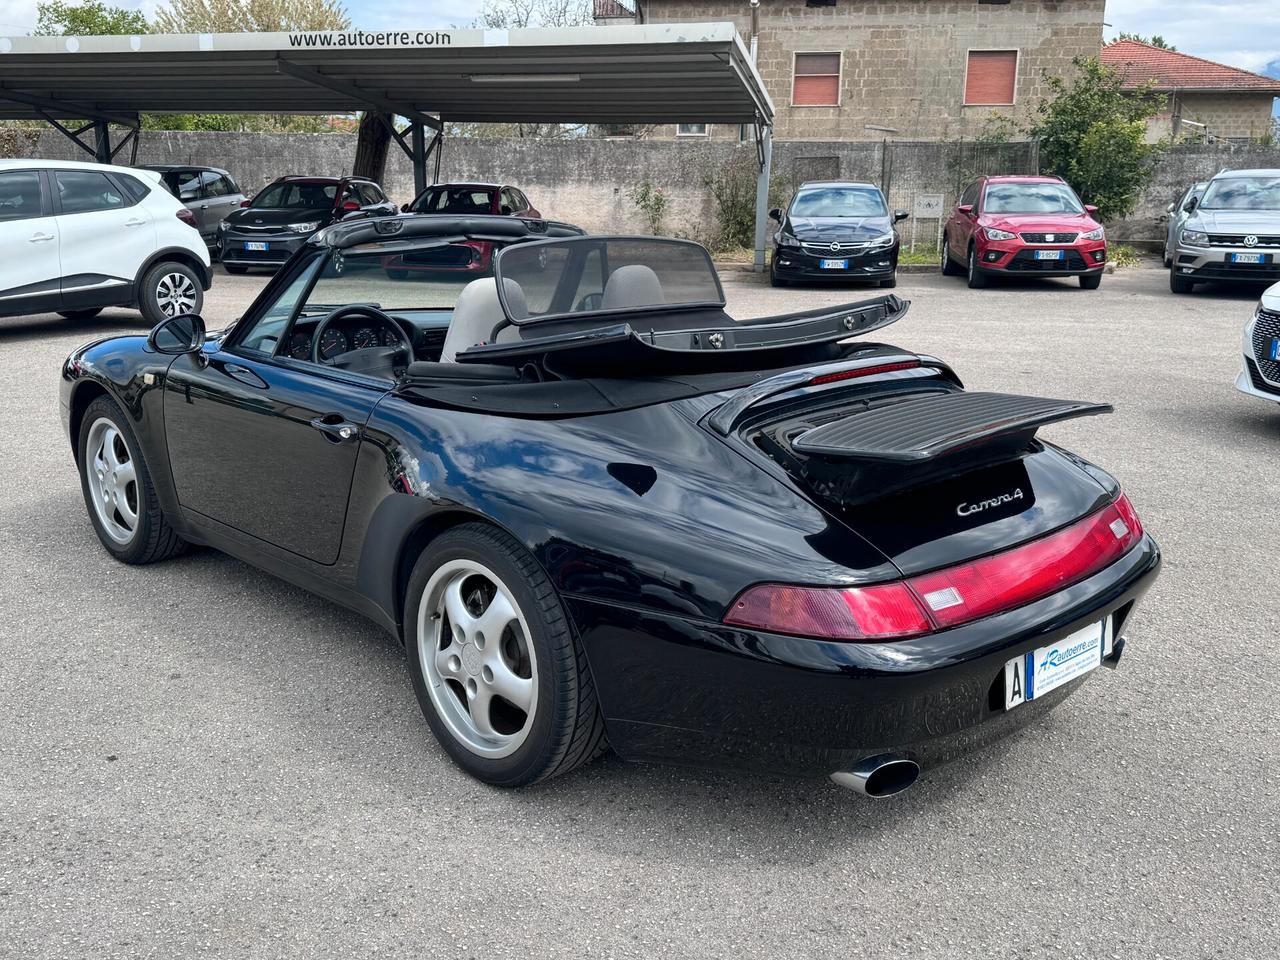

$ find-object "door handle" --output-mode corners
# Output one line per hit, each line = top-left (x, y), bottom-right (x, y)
(28, 233), (55, 243)
(310, 415), (359, 442)
(199, 204), (210, 210)
(124, 218), (147, 227)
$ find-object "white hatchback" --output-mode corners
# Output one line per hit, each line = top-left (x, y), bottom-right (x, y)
(0, 158), (211, 324)
(1237, 280), (1280, 404)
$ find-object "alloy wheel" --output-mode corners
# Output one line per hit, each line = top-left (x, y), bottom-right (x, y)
(156, 271), (197, 317)
(85, 417), (138, 545)
(418, 559), (538, 759)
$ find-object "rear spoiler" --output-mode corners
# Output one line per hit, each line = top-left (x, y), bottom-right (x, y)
(791, 391), (1113, 463)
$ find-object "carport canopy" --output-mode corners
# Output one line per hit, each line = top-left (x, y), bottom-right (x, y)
(0, 23), (777, 267)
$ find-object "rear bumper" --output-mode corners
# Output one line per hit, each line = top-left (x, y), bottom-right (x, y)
(1173, 245), (1280, 283)
(571, 534), (1160, 779)
(772, 245), (897, 281)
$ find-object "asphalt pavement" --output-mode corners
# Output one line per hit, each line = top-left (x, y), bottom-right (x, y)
(2, 262), (1277, 959)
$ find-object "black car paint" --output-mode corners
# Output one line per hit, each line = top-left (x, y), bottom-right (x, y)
(60, 229), (1160, 780)
(771, 212), (905, 283)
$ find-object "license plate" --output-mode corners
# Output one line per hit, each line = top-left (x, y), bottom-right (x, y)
(1270, 338), (1280, 361)
(244, 241), (268, 251)
(1230, 253), (1264, 264)
(819, 259), (849, 270)
(1004, 619), (1108, 710)
(1034, 249), (1064, 261)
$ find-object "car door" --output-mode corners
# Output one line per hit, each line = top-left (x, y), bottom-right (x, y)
(197, 171), (241, 242)
(161, 255), (389, 566)
(951, 180), (981, 256)
(0, 167), (62, 317)
(53, 168), (157, 306)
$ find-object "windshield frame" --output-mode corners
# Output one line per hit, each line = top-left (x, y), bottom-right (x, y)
(1198, 175), (1280, 212)
(788, 184), (888, 219)
(981, 181), (1085, 216)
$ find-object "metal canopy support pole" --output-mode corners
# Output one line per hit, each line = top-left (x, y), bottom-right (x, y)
(753, 122), (773, 273)
(411, 123), (427, 197)
(92, 121), (111, 163)
(38, 111), (139, 163)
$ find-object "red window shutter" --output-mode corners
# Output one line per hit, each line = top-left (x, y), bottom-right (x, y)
(793, 53), (841, 106)
(965, 51), (1017, 105)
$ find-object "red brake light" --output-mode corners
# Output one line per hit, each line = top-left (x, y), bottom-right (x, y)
(810, 360), (920, 387)
(724, 495), (1144, 641)
(175, 208), (198, 228)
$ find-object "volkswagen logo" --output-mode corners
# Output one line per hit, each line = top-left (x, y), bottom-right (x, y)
(829, 241), (841, 252)
(1245, 235), (1259, 247)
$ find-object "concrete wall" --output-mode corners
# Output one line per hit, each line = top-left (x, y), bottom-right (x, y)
(5, 128), (1277, 244)
(640, 0), (1105, 141)
(1174, 92), (1277, 142)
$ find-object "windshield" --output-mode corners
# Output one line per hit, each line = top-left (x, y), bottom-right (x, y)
(1200, 176), (1280, 211)
(411, 186), (496, 215)
(495, 237), (723, 323)
(983, 183), (1084, 215)
(253, 181), (337, 210)
(790, 186), (887, 218)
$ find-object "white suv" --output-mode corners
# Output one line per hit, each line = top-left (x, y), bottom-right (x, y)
(0, 158), (211, 324)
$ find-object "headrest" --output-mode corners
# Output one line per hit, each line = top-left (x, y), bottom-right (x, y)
(602, 264), (665, 310)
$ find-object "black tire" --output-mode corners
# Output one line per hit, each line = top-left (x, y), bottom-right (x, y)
(1170, 267), (1195, 294)
(770, 262), (788, 287)
(940, 236), (962, 276)
(139, 260), (203, 325)
(386, 268), (410, 281)
(57, 308), (103, 321)
(879, 273), (898, 289)
(404, 522), (607, 787)
(966, 245), (988, 289)
(77, 394), (186, 565)
(1080, 273), (1102, 290)
(224, 264), (249, 275)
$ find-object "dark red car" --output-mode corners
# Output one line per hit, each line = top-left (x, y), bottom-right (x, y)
(941, 175), (1107, 290)
(386, 183), (543, 278)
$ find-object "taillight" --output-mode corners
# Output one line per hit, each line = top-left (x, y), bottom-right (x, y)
(724, 494), (1144, 641)
(176, 208), (198, 229)
(810, 360), (919, 386)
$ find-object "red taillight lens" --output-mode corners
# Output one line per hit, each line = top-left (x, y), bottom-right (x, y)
(810, 360), (920, 386)
(724, 495), (1144, 641)
(725, 581), (932, 641)
(175, 208), (198, 228)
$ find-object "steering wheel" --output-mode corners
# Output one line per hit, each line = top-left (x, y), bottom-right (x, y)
(310, 304), (413, 374)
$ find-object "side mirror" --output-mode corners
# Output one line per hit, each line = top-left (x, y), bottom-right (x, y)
(957, 203), (974, 216)
(1166, 202), (1176, 214)
(500, 204), (513, 215)
(893, 209), (909, 222)
(179, 190), (198, 202)
(147, 313), (206, 355)
(400, 202), (411, 213)
(240, 198), (252, 208)
(769, 207), (782, 221)
(1184, 197), (1199, 214)
(340, 199), (361, 212)
(1084, 204), (1099, 215)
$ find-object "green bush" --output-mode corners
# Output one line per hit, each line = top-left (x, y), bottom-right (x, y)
(628, 179), (670, 236)
(703, 151), (791, 253)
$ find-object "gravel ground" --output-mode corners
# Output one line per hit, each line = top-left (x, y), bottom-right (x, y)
(2, 263), (1277, 959)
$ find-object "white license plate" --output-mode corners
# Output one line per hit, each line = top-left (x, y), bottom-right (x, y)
(1004, 619), (1109, 710)
(244, 241), (268, 251)
(819, 258), (849, 270)
(1230, 253), (1264, 264)
(1034, 249), (1064, 261)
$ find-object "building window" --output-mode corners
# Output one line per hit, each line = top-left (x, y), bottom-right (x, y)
(964, 50), (1018, 106)
(676, 123), (709, 137)
(792, 52), (841, 107)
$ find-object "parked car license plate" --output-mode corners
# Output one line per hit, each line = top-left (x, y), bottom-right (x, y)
(818, 258), (848, 270)
(1270, 338), (1280, 361)
(244, 241), (269, 251)
(1004, 618), (1108, 710)
(1034, 249), (1064, 261)
(1230, 252), (1264, 264)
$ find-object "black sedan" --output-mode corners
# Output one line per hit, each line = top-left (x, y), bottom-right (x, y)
(771, 181), (908, 288)
(60, 218), (1160, 797)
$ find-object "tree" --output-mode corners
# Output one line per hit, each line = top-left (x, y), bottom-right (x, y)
(1115, 32), (1176, 51)
(33, 1), (149, 36)
(152, 0), (350, 33)
(1028, 56), (1165, 221)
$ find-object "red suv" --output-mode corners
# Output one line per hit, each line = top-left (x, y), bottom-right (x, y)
(941, 175), (1107, 290)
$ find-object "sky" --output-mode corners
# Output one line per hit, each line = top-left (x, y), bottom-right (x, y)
(0, 0), (1277, 81)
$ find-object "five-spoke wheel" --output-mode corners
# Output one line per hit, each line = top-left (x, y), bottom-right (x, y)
(85, 417), (139, 545)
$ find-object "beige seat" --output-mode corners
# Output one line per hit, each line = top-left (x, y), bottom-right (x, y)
(440, 277), (528, 362)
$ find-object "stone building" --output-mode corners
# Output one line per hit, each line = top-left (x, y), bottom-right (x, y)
(594, 0), (1105, 141)
(1101, 39), (1280, 143)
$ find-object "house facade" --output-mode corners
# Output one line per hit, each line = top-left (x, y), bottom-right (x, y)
(1100, 39), (1280, 143)
(595, 0), (1106, 141)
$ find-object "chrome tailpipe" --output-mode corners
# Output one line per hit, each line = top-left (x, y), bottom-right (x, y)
(830, 753), (920, 798)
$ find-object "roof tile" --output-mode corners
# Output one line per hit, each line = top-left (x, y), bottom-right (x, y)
(1101, 39), (1280, 93)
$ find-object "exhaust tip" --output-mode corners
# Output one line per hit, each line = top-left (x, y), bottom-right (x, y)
(830, 753), (920, 798)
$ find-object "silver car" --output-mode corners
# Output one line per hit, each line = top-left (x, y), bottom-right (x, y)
(1170, 168), (1280, 294)
(1163, 180), (1206, 267)
(138, 164), (246, 252)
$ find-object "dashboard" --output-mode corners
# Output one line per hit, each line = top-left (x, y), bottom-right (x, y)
(285, 309), (451, 363)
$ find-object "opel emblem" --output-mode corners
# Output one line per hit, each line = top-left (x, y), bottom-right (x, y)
(1245, 235), (1259, 247)
(829, 242), (841, 252)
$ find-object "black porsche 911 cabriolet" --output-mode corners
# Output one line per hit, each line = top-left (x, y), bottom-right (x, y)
(61, 215), (1161, 797)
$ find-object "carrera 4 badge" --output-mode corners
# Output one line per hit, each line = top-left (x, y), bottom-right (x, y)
(956, 488), (1025, 518)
